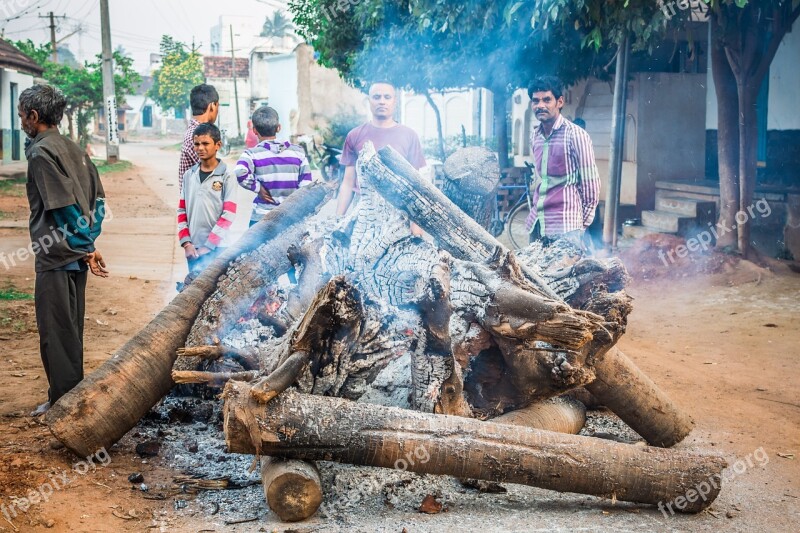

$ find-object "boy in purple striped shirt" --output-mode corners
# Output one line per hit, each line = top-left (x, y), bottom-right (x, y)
(235, 106), (313, 225)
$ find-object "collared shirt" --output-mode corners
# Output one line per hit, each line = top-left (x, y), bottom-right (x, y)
(178, 161), (237, 250)
(25, 129), (105, 272)
(526, 114), (601, 236)
(235, 140), (313, 222)
(178, 118), (200, 190)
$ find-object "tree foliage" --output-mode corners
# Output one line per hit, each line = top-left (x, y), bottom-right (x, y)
(148, 36), (204, 114)
(261, 10), (296, 38)
(8, 39), (140, 146)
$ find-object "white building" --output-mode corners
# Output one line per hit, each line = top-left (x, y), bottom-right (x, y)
(0, 40), (43, 162)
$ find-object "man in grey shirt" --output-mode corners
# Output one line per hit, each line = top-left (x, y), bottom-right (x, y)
(21, 85), (109, 415)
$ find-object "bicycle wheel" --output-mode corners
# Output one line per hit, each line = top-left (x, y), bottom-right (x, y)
(506, 203), (531, 250)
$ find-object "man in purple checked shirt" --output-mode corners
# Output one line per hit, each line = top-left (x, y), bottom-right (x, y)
(526, 76), (600, 247)
(235, 106), (313, 226)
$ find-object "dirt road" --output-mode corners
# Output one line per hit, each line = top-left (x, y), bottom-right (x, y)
(0, 141), (798, 532)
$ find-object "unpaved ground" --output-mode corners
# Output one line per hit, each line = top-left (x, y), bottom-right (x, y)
(0, 141), (798, 532)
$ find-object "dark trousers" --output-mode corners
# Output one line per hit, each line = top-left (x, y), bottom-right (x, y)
(35, 269), (87, 404)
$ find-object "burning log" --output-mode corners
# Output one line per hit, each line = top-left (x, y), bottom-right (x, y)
(360, 144), (693, 446)
(223, 385), (726, 513)
(176, 345), (259, 370)
(45, 182), (336, 457)
(260, 457), (323, 522)
(440, 147), (500, 229)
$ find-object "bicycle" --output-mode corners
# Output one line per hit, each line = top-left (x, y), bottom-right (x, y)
(495, 163), (597, 254)
(300, 137), (344, 182)
(489, 164), (535, 250)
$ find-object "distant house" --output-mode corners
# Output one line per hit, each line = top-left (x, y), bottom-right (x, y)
(204, 55), (250, 139)
(0, 40), (44, 161)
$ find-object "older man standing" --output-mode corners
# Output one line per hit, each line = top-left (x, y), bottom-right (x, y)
(20, 85), (108, 415)
(526, 76), (600, 246)
(335, 81), (426, 231)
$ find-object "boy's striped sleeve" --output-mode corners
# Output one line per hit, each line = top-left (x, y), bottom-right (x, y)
(204, 170), (238, 250)
(177, 183), (191, 245)
(298, 151), (313, 187)
(235, 151), (258, 192)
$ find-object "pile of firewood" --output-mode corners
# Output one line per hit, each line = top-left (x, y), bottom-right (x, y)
(44, 143), (727, 523)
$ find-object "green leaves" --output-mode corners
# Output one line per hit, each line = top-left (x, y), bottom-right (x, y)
(149, 36), (204, 113)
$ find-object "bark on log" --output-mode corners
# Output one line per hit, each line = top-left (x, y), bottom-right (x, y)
(45, 182), (336, 457)
(494, 396), (586, 435)
(224, 386), (726, 513)
(441, 147), (500, 229)
(586, 347), (694, 448)
(260, 457), (323, 522)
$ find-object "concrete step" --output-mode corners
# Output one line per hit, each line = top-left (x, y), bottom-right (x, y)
(655, 195), (716, 219)
(641, 210), (700, 234)
(622, 224), (672, 239)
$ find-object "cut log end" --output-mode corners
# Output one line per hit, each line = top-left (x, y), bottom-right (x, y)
(261, 457), (323, 522)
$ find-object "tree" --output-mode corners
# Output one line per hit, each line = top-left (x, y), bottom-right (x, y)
(290, 0), (613, 168)
(8, 39), (140, 146)
(261, 10), (295, 38)
(148, 36), (204, 119)
(705, 0), (799, 256)
(513, 0), (798, 257)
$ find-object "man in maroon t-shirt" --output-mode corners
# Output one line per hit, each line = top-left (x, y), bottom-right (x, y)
(336, 82), (426, 233)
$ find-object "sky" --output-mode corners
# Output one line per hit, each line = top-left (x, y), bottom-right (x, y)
(0, 0), (289, 71)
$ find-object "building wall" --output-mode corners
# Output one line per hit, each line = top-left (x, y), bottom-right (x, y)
(295, 44), (368, 137)
(0, 68), (35, 161)
(207, 76), (251, 139)
(509, 72), (706, 212)
(261, 53), (298, 141)
(401, 89), (485, 142)
(636, 72), (707, 210)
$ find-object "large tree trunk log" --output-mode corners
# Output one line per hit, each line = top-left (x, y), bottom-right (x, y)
(260, 457), (323, 522)
(45, 182), (336, 457)
(224, 386), (726, 513)
(441, 147), (500, 229)
(585, 347), (694, 448)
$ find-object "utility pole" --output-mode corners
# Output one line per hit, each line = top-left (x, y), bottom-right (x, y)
(38, 12), (64, 62)
(99, 0), (119, 163)
(229, 25), (242, 139)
